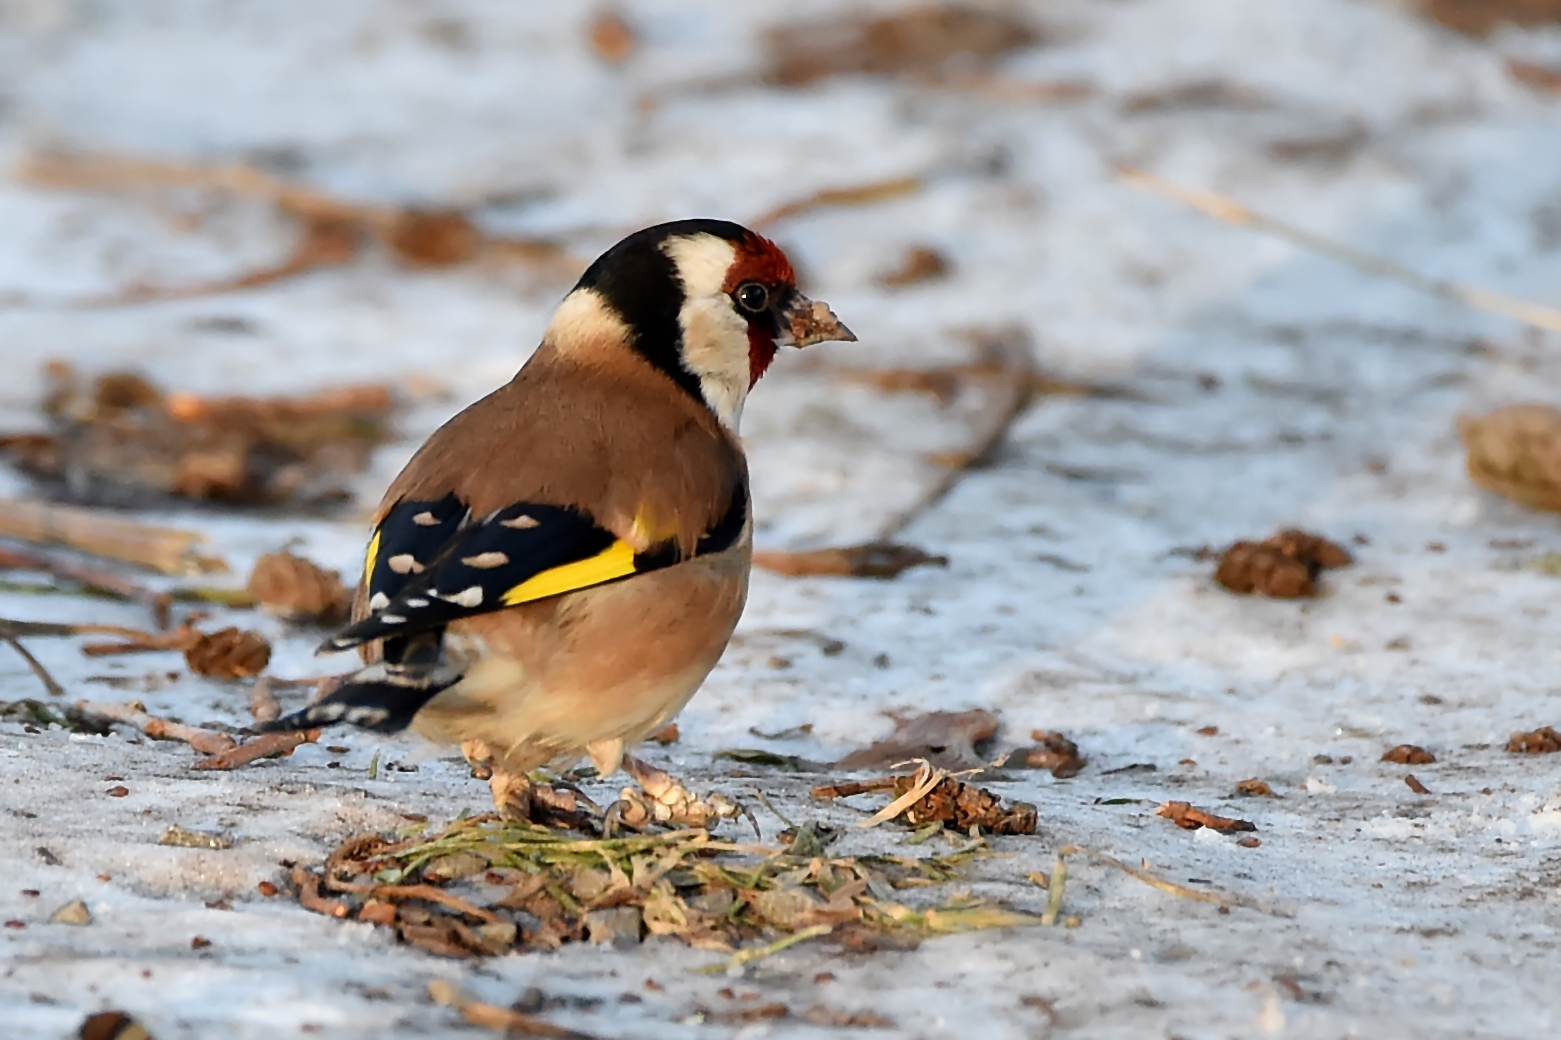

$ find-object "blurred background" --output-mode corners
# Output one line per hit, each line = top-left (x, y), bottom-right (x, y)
(4, 2), (1561, 1036)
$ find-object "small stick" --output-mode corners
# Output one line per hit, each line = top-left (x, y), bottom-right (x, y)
(193, 730), (318, 770)
(1040, 850), (1068, 926)
(291, 866), (350, 919)
(810, 777), (899, 799)
(322, 881), (496, 923)
(751, 175), (922, 230)
(859, 761), (945, 829)
(694, 924), (835, 975)
(875, 329), (1034, 539)
(76, 700), (236, 756)
(1056, 844), (1292, 917)
(0, 625), (64, 696)
(427, 980), (607, 1040)
(1119, 165), (1561, 336)
(248, 676), (281, 725)
(0, 547), (175, 627)
(0, 498), (223, 576)
(79, 623), (202, 657)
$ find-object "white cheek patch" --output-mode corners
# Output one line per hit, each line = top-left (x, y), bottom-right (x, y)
(662, 233), (752, 429)
(544, 287), (632, 349)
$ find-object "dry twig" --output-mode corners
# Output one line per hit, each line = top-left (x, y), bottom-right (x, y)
(193, 729), (318, 770)
(0, 547), (175, 627)
(0, 498), (222, 576)
(751, 176), (923, 230)
(427, 980), (605, 1039)
(1120, 165), (1561, 335)
(76, 700), (236, 755)
(248, 676), (281, 725)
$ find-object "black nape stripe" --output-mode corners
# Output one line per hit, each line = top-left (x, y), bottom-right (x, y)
(574, 219), (750, 405)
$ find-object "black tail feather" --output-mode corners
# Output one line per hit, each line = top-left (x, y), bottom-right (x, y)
(258, 674), (455, 735)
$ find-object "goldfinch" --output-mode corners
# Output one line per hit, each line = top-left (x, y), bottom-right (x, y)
(264, 219), (854, 816)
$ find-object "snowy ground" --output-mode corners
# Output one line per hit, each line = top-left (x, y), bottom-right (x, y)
(3, 1), (1561, 1037)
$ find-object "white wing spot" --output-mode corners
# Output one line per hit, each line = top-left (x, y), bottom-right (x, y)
(461, 551), (510, 569)
(412, 511), (441, 526)
(404, 597), (429, 608)
(388, 554), (423, 575)
(307, 703), (347, 722)
(440, 586), (484, 608)
(368, 592), (391, 611)
(378, 614), (407, 625)
(345, 706), (390, 726)
(500, 514), (540, 529)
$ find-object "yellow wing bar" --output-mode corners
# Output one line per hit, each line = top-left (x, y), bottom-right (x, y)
(500, 539), (638, 606)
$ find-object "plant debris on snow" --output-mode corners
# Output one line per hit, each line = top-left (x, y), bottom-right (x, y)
(247, 550), (353, 625)
(289, 815), (1041, 960)
(752, 541), (948, 579)
(833, 709), (998, 771)
(1505, 725), (1561, 754)
(812, 766), (1038, 835)
(1156, 801), (1257, 834)
(0, 363), (400, 508)
(1000, 730), (1086, 778)
(1213, 528), (1353, 598)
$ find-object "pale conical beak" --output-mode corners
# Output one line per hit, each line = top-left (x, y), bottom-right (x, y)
(783, 294), (856, 347)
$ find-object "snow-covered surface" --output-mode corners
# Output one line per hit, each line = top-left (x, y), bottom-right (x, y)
(3, 1), (1561, 1036)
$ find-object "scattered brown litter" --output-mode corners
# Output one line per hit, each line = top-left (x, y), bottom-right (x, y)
(76, 700), (236, 756)
(0, 546), (177, 629)
(247, 550), (352, 625)
(1237, 837), (1262, 849)
(763, 5), (1040, 87)
(184, 627), (271, 679)
(1419, 0), (1561, 36)
(1001, 730), (1085, 778)
(1382, 744), (1436, 765)
(834, 709), (998, 771)
(1157, 801), (1256, 833)
(814, 760), (1037, 835)
(877, 245), (950, 288)
(1214, 529), (1353, 598)
(1234, 779), (1278, 798)
(0, 498), (222, 576)
(78, 1011), (156, 1040)
(18, 150), (577, 302)
(753, 541), (948, 580)
(1505, 725), (1561, 754)
(1508, 58), (1561, 93)
(193, 729), (319, 770)
(1459, 404), (1561, 515)
(1405, 774), (1432, 795)
(647, 722), (679, 745)
(1, 364), (401, 508)
(587, 9), (636, 64)
(106, 785), (129, 798)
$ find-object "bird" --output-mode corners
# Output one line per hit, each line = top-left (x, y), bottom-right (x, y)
(262, 219), (854, 820)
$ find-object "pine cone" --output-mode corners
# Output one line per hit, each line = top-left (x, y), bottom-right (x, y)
(185, 627), (271, 680)
(247, 550), (352, 626)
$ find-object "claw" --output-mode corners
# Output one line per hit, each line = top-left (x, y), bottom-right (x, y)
(618, 755), (746, 830)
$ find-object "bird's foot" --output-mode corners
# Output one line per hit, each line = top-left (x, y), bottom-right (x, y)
(608, 755), (751, 833)
(463, 741), (600, 828)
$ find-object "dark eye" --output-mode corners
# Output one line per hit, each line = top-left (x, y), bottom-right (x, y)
(734, 282), (769, 313)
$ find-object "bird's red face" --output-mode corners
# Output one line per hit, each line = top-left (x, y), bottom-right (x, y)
(560, 219), (854, 430)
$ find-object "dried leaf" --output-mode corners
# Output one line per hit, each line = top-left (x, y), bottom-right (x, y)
(1405, 774), (1431, 795)
(1508, 58), (1561, 93)
(157, 825), (232, 850)
(1157, 801), (1256, 833)
(764, 5), (1039, 86)
(1002, 730), (1085, 778)
(185, 627), (270, 679)
(1506, 725), (1561, 754)
(1460, 404), (1561, 514)
(753, 541), (947, 579)
(877, 245), (950, 288)
(247, 551), (351, 625)
(1382, 744), (1436, 765)
(886, 772), (1038, 834)
(1214, 529), (1352, 598)
(1234, 778), (1278, 798)
(835, 709), (998, 771)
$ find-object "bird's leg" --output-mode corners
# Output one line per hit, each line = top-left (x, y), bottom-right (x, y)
(610, 754), (747, 832)
(462, 739), (534, 819)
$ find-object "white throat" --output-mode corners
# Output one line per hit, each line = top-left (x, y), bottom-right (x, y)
(661, 233), (752, 430)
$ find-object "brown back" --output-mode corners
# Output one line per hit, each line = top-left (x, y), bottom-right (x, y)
(379, 338), (745, 557)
